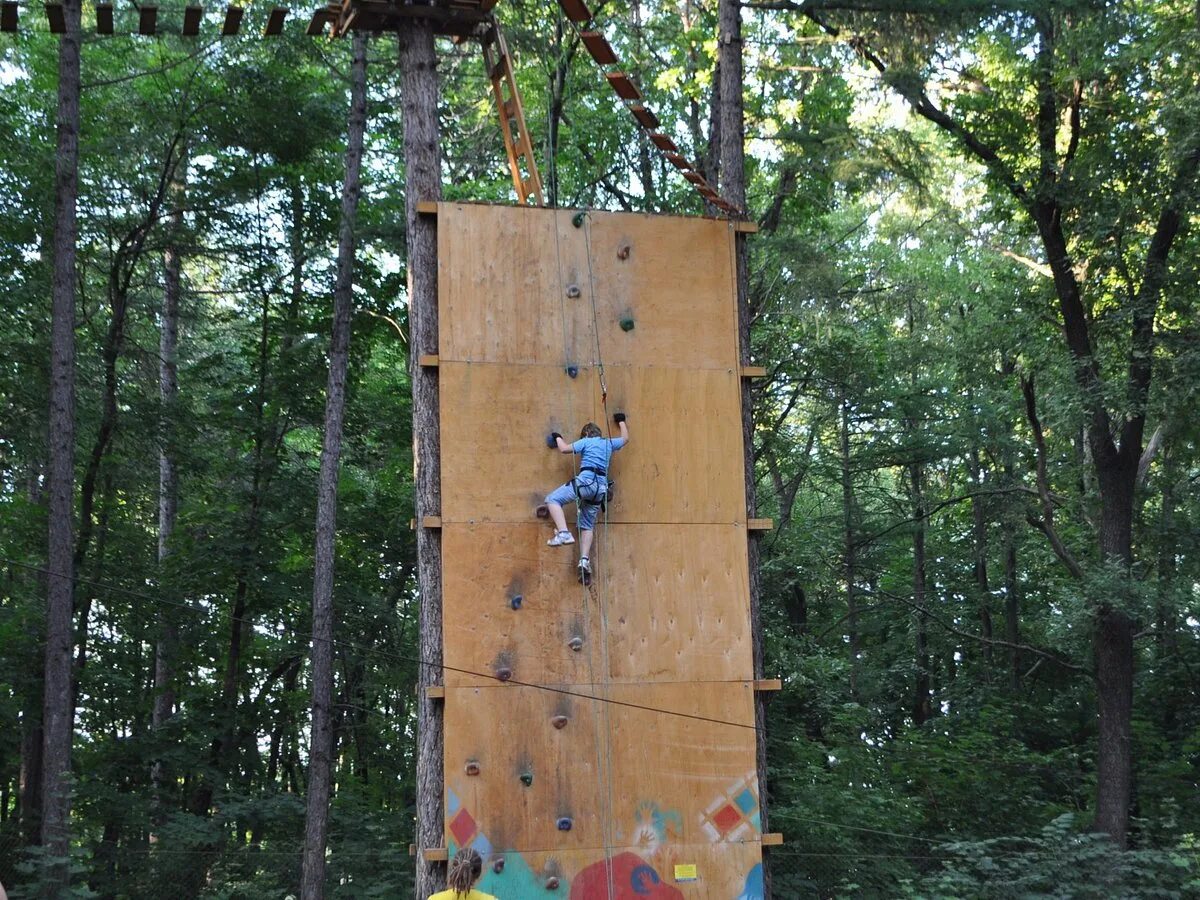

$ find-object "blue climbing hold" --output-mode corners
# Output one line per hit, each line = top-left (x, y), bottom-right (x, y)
(511, 595), (523, 610)
(556, 817), (573, 832)
(566, 365), (579, 379)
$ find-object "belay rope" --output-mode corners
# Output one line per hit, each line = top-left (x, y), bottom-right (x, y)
(551, 208), (617, 900)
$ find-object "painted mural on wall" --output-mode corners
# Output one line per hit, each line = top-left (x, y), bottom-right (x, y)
(699, 771), (761, 843)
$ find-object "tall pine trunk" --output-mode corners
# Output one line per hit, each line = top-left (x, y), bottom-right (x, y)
(399, 21), (446, 900)
(717, 0), (771, 891)
(838, 394), (859, 698)
(42, 0), (82, 886)
(301, 31), (368, 900)
(152, 148), (186, 833)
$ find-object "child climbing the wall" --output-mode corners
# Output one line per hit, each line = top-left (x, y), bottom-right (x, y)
(427, 847), (495, 900)
(544, 412), (629, 584)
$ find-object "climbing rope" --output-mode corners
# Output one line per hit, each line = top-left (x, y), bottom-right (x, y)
(586, 216), (617, 900)
(551, 207), (616, 900)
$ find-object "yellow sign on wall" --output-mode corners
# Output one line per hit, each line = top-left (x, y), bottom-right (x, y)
(674, 863), (698, 882)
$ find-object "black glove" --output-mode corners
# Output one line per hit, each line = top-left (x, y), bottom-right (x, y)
(612, 413), (627, 424)
(546, 432), (562, 448)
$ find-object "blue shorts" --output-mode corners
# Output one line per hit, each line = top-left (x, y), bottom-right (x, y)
(546, 473), (608, 531)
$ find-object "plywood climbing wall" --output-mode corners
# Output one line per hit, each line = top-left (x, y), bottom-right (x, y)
(433, 203), (764, 899)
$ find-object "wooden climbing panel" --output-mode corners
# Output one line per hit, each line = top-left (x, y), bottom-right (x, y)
(434, 203), (764, 899)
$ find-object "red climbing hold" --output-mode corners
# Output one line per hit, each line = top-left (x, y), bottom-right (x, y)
(465, 760), (481, 776)
(551, 715), (569, 729)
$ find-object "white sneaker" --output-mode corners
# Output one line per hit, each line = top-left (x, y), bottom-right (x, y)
(577, 557), (591, 572)
(547, 530), (575, 547)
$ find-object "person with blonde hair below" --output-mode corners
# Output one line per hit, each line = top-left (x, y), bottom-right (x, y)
(427, 847), (495, 900)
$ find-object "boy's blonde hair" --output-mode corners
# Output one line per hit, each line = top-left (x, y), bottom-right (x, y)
(580, 422), (602, 438)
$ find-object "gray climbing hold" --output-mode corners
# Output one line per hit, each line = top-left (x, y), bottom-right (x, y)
(493, 857), (505, 874)
(568, 636), (583, 652)
(545, 875), (560, 890)
(566, 284), (581, 299)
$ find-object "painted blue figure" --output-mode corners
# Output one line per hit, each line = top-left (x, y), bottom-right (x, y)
(544, 413), (629, 583)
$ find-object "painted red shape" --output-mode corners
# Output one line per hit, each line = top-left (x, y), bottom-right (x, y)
(569, 852), (683, 899)
(712, 802), (742, 834)
(449, 807), (477, 847)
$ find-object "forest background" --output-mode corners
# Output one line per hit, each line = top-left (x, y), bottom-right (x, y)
(1, 0), (1198, 896)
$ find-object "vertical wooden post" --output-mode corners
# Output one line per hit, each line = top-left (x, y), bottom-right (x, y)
(717, 0), (771, 893)
(399, 21), (446, 900)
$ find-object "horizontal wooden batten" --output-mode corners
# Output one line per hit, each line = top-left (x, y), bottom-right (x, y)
(45, 3), (65, 33)
(264, 6), (286, 34)
(418, 354), (440, 368)
(95, 2), (113, 32)
(741, 366), (767, 377)
(762, 832), (784, 846)
(182, 5), (202, 34)
(754, 678), (783, 692)
(138, 5), (157, 34)
(416, 200), (438, 215)
(580, 30), (617, 65)
(747, 518), (774, 531)
(605, 72), (641, 101)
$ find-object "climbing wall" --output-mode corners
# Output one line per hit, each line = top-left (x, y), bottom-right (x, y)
(434, 202), (764, 899)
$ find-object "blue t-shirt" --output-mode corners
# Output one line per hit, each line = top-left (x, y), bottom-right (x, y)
(572, 436), (626, 473)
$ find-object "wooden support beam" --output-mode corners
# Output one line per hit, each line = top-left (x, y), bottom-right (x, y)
(416, 200), (438, 215)
(747, 518), (774, 531)
(762, 832), (784, 846)
(410, 516), (443, 530)
(264, 6), (286, 34)
(305, 8), (329, 35)
(45, 3), (65, 33)
(182, 5), (202, 34)
(580, 30), (617, 65)
(411, 846), (448, 862)
(425, 685), (446, 699)
(630, 105), (660, 129)
(221, 5), (242, 34)
(732, 219), (759, 233)
(754, 678), (782, 692)
(95, 3), (113, 33)
(0, 2), (17, 32)
(741, 366), (767, 378)
(605, 72), (641, 101)
(664, 152), (690, 170)
(556, 0), (591, 22)
(138, 5), (157, 35)
(418, 354), (439, 368)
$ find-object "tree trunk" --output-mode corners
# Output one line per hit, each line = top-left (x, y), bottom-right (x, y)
(301, 32), (368, 900)
(42, 0), (82, 884)
(399, 22), (446, 900)
(717, 0), (770, 891)
(838, 395), (859, 698)
(152, 149), (186, 827)
(1002, 514), (1021, 693)
(910, 461), (932, 725)
(968, 450), (994, 670)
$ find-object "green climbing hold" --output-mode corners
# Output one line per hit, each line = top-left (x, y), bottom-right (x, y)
(619, 316), (635, 332)
(572, 211), (587, 228)
(519, 772), (534, 787)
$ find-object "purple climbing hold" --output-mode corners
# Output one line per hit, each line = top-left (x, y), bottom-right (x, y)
(492, 856), (505, 874)
(551, 715), (568, 729)
(495, 666), (513, 682)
